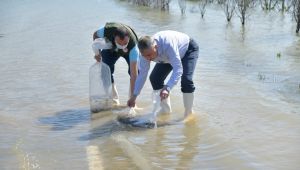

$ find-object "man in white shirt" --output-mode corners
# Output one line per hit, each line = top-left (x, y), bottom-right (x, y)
(127, 30), (199, 118)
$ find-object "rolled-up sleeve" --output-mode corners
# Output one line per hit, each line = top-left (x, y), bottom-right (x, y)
(96, 27), (105, 38)
(129, 45), (139, 62)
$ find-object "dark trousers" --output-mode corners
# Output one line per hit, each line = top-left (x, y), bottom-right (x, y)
(101, 49), (130, 83)
(149, 39), (199, 93)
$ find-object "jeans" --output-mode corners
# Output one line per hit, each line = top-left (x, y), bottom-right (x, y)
(101, 49), (130, 83)
(149, 39), (199, 93)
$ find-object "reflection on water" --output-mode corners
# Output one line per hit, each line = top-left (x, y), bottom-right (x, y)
(86, 112), (203, 169)
(80, 112), (134, 141)
(0, 0), (300, 169)
(39, 108), (90, 131)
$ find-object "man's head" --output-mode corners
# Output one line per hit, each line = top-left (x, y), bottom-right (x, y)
(138, 36), (157, 61)
(114, 26), (130, 50)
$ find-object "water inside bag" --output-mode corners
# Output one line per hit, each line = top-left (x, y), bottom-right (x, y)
(89, 62), (113, 113)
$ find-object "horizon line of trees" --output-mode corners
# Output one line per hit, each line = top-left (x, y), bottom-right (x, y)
(124, 0), (300, 33)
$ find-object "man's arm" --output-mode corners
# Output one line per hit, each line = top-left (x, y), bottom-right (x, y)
(92, 27), (112, 61)
(129, 61), (138, 96)
(93, 31), (98, 40)
(128, 45), (139, 97)
(127, 55), (150, 107)
(93, 27), (105, 40)
(166, 45), (183, 90)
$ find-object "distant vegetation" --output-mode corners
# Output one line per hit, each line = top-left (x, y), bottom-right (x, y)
(126, 0), (171, 10)
(124, 0), (300, 33)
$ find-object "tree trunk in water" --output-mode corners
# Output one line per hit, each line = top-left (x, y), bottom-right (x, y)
(281, 0), (285, 12)
(297, 0), (300, 33)
(242, 10), (245, 25)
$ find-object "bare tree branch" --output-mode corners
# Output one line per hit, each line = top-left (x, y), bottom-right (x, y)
(235, 0), (257, 25)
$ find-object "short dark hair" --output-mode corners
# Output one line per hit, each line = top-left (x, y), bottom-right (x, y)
(138, 36), (153, 52)
(114, 26), (129, 39)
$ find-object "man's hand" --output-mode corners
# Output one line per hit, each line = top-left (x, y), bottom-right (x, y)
(94, 54), (102, 62)
(127, 96), (137, 108)
(160, 86), (170, 101)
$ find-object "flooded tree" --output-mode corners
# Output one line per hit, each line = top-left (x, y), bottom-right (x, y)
(292, 0), (300, 33)
(281, 0), (285, 10)
(178, 0), (187, 14)
(278, 0), (294, 11)
(129, 0), (151, 6)
(198, 0), (209, 18)
(156, 0), (171, 10)
(128, 0), (170, 10)
(126, 0), (299, 34)
(259, 0), (278, 10)
(221, 0), (236, 22)
(216, 0), (225, 3)
(235, 0), (257, 25)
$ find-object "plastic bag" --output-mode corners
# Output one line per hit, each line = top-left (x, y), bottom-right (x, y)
(89, 62), (113, 113)
(92, 38), (112, 55)
(151, 90), (161, 124)
(117, 91), (161, 128)
(114, 107), (137, 118)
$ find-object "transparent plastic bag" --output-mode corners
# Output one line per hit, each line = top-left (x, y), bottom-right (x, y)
(117, 91), (161, 128)
(151, 90), (161, 125)
(89, 62), (113, 113)
(114, 107), (137, 118)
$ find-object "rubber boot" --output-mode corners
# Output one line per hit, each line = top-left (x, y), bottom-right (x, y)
(183, 93), (194, 117)
(112, 83), (120, 105)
